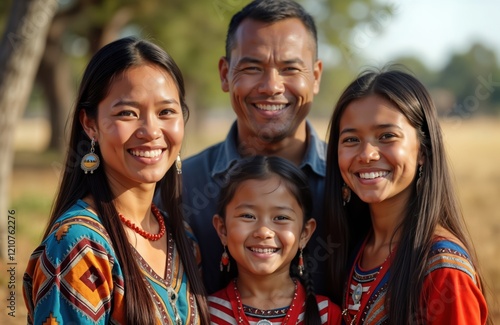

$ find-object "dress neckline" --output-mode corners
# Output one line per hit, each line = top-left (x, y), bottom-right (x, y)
(342, 236), (395, 325)
(226, 278), (303, 325)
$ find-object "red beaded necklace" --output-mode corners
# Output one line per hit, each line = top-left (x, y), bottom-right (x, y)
(118, 204), (166, 241)
(231, 278), (300, 325)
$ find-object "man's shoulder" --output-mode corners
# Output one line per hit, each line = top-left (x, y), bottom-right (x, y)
(182, 140), (230, 186)
(184, 141), (225, 167)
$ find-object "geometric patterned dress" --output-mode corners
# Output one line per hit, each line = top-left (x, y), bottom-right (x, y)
(342, 238), (488, 324)
(23, 199), (200, 324)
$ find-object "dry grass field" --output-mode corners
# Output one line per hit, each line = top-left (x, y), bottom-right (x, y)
(1, 117), (499, 324)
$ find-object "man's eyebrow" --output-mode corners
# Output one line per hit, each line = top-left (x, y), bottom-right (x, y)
(282, 58), (306, 65)
(235, 57), (262, 65)
(235, 57), (306, 66)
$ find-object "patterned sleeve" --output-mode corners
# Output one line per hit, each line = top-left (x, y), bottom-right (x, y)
(421, 242), (488, 324)
(423, 267), (488, 324)
(23, 216), (124, 325)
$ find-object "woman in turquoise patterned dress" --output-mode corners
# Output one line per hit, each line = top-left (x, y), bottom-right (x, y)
(23, 37), (210, 324)
(324, 67), (490, 324)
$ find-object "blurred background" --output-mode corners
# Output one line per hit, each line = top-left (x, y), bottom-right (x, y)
(1, 0), (499, 323)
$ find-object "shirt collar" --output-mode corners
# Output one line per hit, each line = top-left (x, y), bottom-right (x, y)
(211, 120), (326, 178)
(211, 122), (241, 178)
(301, 120), (327, 177)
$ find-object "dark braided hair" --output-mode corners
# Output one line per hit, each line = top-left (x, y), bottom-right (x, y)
(216, 155), (321, 325)
(290, 248), (321, 325)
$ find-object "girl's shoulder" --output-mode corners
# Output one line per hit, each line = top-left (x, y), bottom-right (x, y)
(314, 293), (342, 323)
(207, 284), (236, 325)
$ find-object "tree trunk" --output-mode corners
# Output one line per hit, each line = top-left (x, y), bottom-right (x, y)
(39, 5), (132, 151)
(0, 0), (57, 259)
(37, 44), (72, 151)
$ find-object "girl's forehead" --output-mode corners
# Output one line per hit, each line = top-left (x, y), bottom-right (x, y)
(235, 175), (289, 193)
(229, 176), (304, 212)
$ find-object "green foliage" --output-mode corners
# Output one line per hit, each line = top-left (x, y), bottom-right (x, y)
(137, 1), (228, 110)
(0, 0), (12, 35)
(396, 44), (500, 118)
(303, 0), (398, 114)
(386, 43), (500, 117)
(7, 0), (499, 123)
(25, 0), (396, 119)
(435, 43), (500, 116)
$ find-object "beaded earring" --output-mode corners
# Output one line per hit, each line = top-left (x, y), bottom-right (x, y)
(342, 183), (351, 206)
(298, 247), (305, 276)
(220, 245), (230, 272)
(175, 153), (182, 174)
(80, 138), (100, 174)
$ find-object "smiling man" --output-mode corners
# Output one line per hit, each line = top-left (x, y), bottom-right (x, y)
(181, 0), (328, 295)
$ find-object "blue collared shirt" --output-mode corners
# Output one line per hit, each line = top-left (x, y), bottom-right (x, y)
(182, 120), (329, 295)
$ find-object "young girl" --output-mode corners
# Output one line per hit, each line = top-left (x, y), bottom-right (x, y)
(23, 37), (210, 324)
(209, 155), (341, 325)
(324, 68), (490, 324)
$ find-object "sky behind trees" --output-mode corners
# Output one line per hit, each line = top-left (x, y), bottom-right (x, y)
(362, 0), (500, 70)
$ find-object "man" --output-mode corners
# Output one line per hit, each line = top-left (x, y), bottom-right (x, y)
(182, 0), (329, 295)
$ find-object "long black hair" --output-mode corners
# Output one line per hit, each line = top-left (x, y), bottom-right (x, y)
(45, 37), (209, 324)
(216, 155), (322, 325)
(325, 67), (490, 324)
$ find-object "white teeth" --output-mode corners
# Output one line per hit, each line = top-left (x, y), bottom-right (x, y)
(359, 171), (389, 179)
(255, 104), (286, 111)
(250, 247), (278, 254)
(130, 149), (162, 158)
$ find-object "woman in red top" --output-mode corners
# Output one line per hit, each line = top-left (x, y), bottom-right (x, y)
(324, 67), (490, 324)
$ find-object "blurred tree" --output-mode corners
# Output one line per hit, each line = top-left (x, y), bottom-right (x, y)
(389, 56), (436, 84)
(372, 43), (500, 118)
(0, 0), (57, 259)
(36, 0), (156, 151)
(388, 55), (455, 116)
(306, 0), (396, 115)
(436, 43), (500, 117)
(0, 0), (395, 259)
(131, 0), (228, 129)
(4, 0), (392, 152)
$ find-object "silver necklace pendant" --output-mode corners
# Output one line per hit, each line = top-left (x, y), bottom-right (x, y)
(256, 320), (273, 325)
(167, 287), (182, 325)
(352, 283), (363, 305)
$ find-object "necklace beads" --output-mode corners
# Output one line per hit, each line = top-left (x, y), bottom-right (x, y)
(119, 204), (166, 241)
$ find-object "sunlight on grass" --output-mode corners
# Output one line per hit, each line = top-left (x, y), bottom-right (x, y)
(10, 193), (52, 244)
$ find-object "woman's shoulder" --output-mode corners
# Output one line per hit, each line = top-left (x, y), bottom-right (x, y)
(426, 231), (477, 283)
(430, 226), (470, 258)
(41, 200), (115, 260)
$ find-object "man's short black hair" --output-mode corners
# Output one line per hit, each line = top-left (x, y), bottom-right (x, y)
(225, 0), (318, 60)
